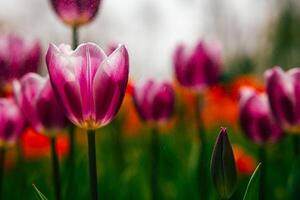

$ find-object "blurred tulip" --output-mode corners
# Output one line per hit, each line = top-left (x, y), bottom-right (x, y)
(46, 43), (129, 130)
(0, 98), (25, 146)
(13, 73), (68, 133)
(0, 34), (41, 85)
(133, 80), (175, 123)
(265, 66), (300, 133)
(50, 0), (101, 26)
(211, 128), (237, 199)
(239, 87), (283, 144)
(173, 41), (221, 91)
(233, 145), (257, 176)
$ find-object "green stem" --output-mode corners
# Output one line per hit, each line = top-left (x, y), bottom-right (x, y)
(51, 136), (61, 200)
(258, 146), (266, 200)
(87, 130), (98, 200)
(293, 135), (300, 156)
(72, 26), (79, 50)
(195, 93), (208, 200)
(67, 125), (76, 199)
(0, 147), (5, 199)
(150, 126), (159, 200)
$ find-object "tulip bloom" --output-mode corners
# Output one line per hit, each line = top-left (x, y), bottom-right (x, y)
(265, 67), (300, 132)
(239, 87), (283, 144)
(0, 34), (41, 84)
(13, 73), (68, 133)
(46, 43), (129, 130)
(0, 98), (25, 146)
(173, 41), (221, 91)
(133, 80), (175, 123)
(50, 0), (101, 26)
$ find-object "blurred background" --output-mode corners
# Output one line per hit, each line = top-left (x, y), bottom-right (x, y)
(1, 0), (299, 80)
(1, 0), (300, 199)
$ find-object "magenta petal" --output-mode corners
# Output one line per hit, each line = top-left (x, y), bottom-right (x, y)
(0, 98), (25, 143)
(239, 88), (283, 144)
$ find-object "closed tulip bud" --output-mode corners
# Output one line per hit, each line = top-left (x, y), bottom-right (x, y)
(265, 66), (300, 133)
(50, 0), (101, 26)
(13, 73), (68, 133)
(211, 128), (237, 199)
(173, 41), (221, 91)
(0, 34), (41, 84)
(0, 98), (25, 146)
(133, 80), (175, 123)
(46, 43), (129, 130)
(239, 87), (283, 144)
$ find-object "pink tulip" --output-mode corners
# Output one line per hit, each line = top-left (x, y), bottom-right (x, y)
(50, 0), (101, 26)
(265, 66), (300, 132)
(173, 41), (221, 91)
(13, 73), (68, 133)
(239, 87), (283, 144)
(0, 34), (41, 84)
(0, 97), (25, 145)
(133, 80), (175, 123)
(46, 43), (129, 130)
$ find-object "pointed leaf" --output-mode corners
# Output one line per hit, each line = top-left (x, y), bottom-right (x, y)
(211, 128), (237, 199)
(33, 184), (48, 200)
(243, 163), (261, 200)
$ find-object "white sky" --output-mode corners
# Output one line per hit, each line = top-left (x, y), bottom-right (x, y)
(0, 0), (280, 81)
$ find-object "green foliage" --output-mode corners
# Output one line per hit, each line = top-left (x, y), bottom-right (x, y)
(243, 163), (261, 200)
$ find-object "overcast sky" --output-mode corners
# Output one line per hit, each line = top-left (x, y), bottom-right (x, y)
(0, 0), (280, 80)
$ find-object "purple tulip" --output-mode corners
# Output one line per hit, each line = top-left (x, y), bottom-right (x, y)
(0, 34), (41, 84)
(13, 73), (68, 132)
(239, 87), (283, 144)
(173, 41), (221, 91)
(0, 97), (25, 145)
(133, 80), (175, 123)
(50, 0), (101, 26)
(46, 43), (129, 130)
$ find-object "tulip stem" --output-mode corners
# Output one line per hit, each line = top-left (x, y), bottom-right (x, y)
(150, 126), (159, 200)
(0, 147), (6, 199)
(87, 130), (98, 200)
(67, 125), (76, 199)
(293, 135), (300, 156)
(72, 26), (79, 50)
(258, 146), (266, 200)
(195, 93), (208, 200)
(50, 136), (61, 200)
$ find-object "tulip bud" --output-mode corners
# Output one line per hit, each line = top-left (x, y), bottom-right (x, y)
(50, 0), (101, 26)
(0, 97), (25, 146)
(13, 73), (68, 133)
(133, 80), (175, 123)
(173, 41), (221, 91)
(239, 87), (283, 144)
(46, 43), (129, 130)
(265, 66), (300, 133)
(211, 128), (237, 199)
(0, 34), (41, 85)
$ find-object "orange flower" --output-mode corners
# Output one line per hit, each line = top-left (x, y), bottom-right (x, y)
(21, 128), (69, 160)
(233, 145), (257, 175)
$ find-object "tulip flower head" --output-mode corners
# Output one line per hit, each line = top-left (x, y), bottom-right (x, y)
(265, 66), (300, 133)
(0, 33), (41, 85)
(13, 73), (68, 133)
(46, 43), (129, 130)
(239, 87), (283, 144)
(133, 79), (175, 123)
(50, 0), (101, 26)
(0, 97), (25, 146)
(173, 41), (221, 91)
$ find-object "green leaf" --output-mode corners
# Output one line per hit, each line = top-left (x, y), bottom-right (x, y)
(243, 163), (261, 200)
(32, 184), (48, 200)
(211, 128), (237, 199)
(288, 156), (300, 200)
